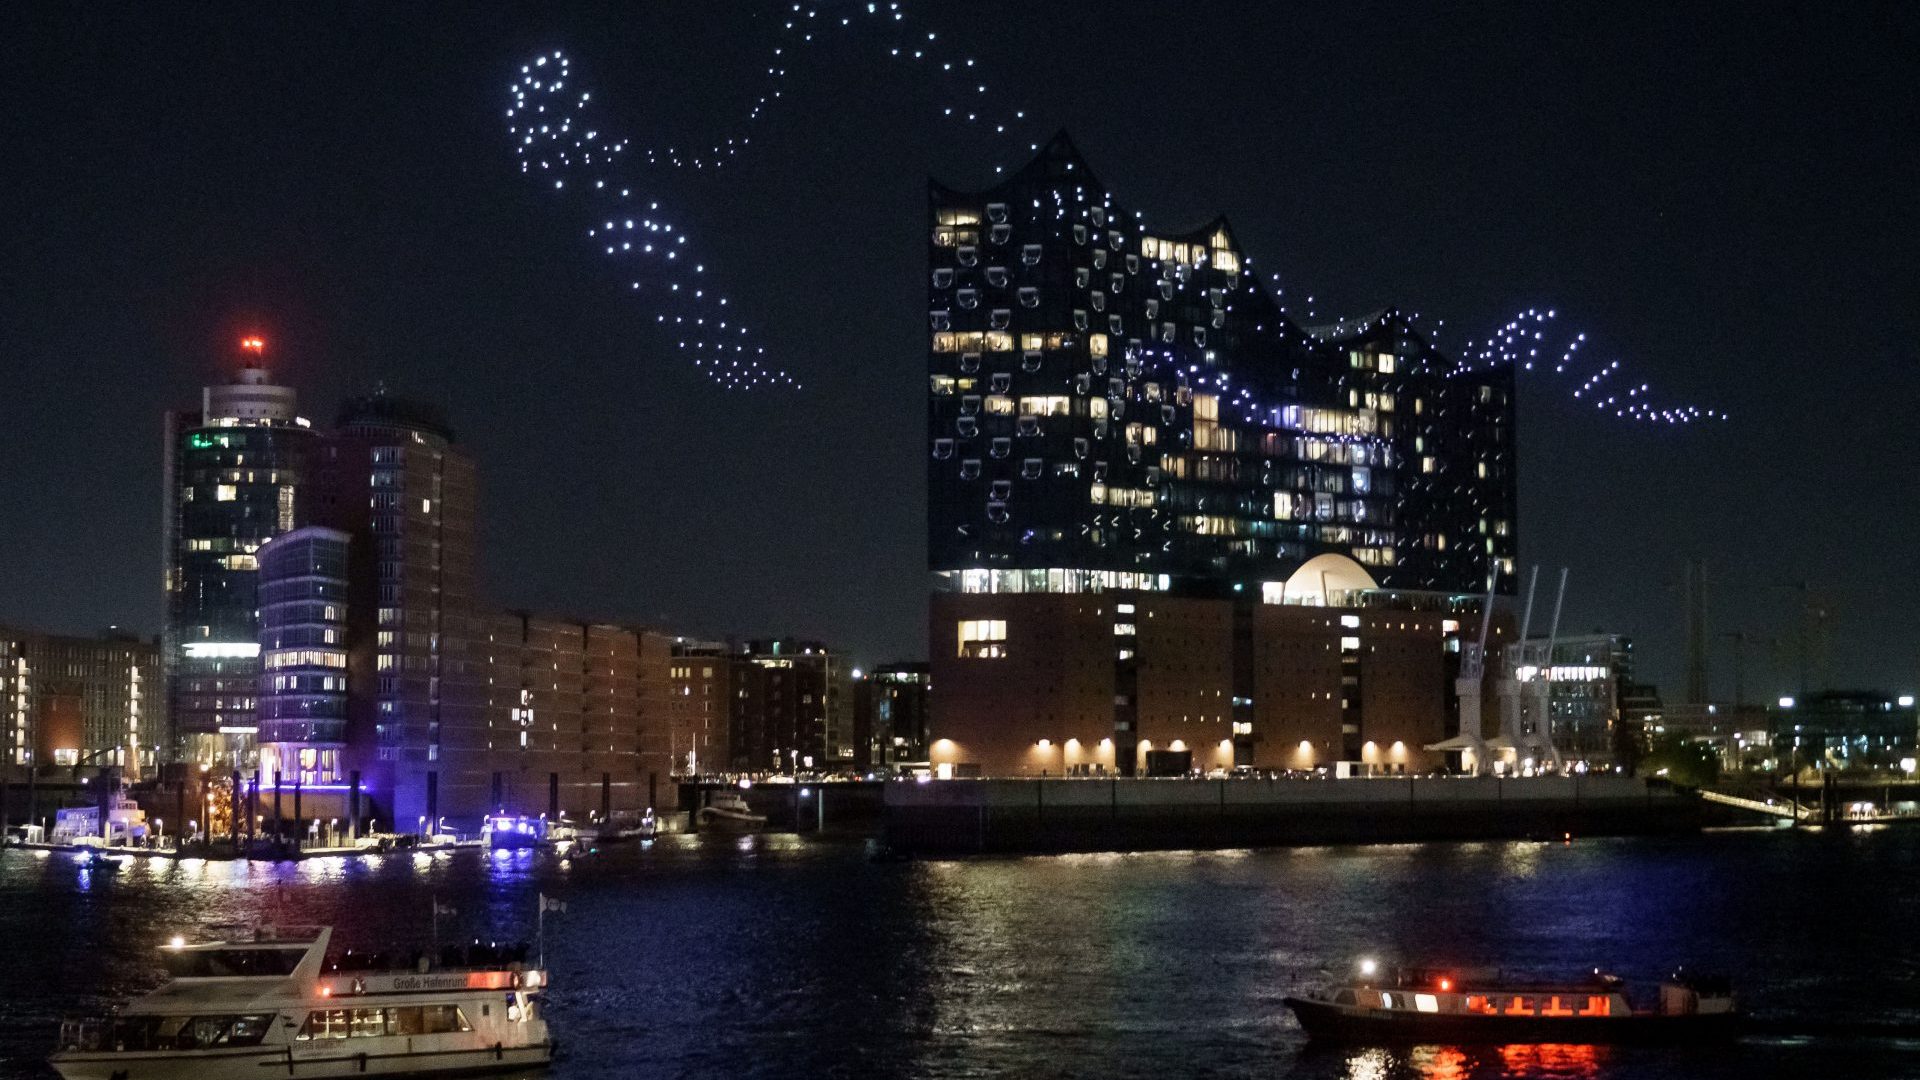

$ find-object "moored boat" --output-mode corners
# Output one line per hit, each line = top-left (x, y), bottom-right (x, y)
(482, 815), (546, 850)
(697, 791), (766, 831)
(597, 808), (658, 842)
(49, 926), (552, 1079)
(1284, 960), (1738, 1045)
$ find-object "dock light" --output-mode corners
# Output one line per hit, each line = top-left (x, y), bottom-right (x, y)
(1900, 696), (1916, 708)
(1778, 696), (1796, 708)
(1036, 739), (1051, 750)
(1901, 758), (1916, 775)
(1359, 958), (1378, 977)
(168, 935), (185, 949)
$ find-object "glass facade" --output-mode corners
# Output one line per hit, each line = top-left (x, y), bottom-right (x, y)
(928, 133), (1517, 598)
(256, 526), (351, 786)
(163, 357), (314, 764)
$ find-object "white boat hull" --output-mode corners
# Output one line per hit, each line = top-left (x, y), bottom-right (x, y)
(698, 809), (766, 831)
(52, 1039), (552, 1079)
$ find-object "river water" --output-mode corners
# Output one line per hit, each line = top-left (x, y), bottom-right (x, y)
(3, 826), (1916, 1079)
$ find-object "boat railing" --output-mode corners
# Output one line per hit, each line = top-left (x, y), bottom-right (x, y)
(327, 941), (534, 974)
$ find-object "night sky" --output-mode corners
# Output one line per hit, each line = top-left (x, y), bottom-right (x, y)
(2, 3), (1915, 701)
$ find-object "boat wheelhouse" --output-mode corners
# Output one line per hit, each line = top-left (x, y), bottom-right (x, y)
(50, 926), (552, 1079)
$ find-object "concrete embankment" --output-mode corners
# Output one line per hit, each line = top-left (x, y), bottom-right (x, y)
(883, 775), (1701, 855)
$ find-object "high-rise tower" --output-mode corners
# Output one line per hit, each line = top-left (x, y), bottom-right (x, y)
(302, 392), (485, 824)
(925, 134), (1518, 777)
(927, 133), (1516, 598)
(163, 336), (315, 767)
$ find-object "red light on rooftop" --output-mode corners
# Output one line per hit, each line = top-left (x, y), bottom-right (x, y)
(239, 336), (266, 354)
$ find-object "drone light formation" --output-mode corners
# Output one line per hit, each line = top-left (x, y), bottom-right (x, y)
(1453, 309), (1725, 425)
(506, 4), (1723, 422)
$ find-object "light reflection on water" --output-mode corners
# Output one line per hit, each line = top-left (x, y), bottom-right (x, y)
(2, 829), (1917, 1079)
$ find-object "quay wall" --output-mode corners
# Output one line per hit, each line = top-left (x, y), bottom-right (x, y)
(883, 775), (1700, 854)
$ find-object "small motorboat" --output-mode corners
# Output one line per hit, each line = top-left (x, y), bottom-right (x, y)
(595, 809), (657, 842)
(483, 815), (546, 850)
(697, 791), (766, 831)
(77, 850), (122, 873)
(1284, 960), (1739, 1045)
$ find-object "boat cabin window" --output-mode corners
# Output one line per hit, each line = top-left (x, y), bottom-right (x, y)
(161, 947), (306, 978)
(1501, 996), (1536, 1016)
(86, 1014), (274, 1051)
(297, 1005), (472, 1040)
(1332, 989), (1356, 1006)
(1465, 995), (1496, 1015)
(1579, 995), (1613, 1017)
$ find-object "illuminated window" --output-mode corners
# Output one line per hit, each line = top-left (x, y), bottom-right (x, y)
(957, 620), (1008, 659)
(214, 485), (238, 502)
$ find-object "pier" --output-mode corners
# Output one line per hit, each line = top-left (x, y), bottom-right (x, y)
(883, 774), (1704, 855)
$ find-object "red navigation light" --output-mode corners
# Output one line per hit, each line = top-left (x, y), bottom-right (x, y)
(239, 335), (266, 354)
(1439, 978), (1453, 992)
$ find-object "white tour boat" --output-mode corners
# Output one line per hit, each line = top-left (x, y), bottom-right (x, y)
(50, 926), (553, 1079)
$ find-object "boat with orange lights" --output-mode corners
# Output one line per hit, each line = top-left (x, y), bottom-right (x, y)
(1284, 961), (1738, 1045)
(49, 926), (553, 1078)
